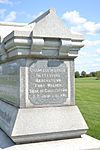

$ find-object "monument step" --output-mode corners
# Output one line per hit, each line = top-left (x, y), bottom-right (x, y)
(0, 129), (100, 150)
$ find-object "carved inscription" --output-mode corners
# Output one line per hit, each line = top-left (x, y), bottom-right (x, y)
(28, 60), (68, 105)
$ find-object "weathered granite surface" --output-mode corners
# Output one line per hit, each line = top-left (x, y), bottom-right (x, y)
(0, 128), (100, 150)
(0, 8), (88, 144)
(0, 59), (75, 107)
(0, 100), (88, 143)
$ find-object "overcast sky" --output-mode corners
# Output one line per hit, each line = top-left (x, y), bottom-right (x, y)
(0, 0), (100, 73)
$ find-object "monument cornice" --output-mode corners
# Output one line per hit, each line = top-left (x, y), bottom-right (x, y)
(0, 8), (84, 61)
(0, 30), (84, 61)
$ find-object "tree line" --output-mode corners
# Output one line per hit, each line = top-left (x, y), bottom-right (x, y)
(75, 71), (100, 80)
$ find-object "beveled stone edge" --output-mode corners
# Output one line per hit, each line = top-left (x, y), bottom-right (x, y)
(12, 129), (87, 144)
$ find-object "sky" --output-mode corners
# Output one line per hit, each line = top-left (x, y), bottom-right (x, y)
(0, 0), (100, 73)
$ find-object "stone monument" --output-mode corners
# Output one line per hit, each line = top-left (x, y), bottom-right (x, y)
(0, 9), (88, 144)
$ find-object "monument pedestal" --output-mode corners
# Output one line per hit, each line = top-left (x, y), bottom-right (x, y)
(0, 100), (87, 143)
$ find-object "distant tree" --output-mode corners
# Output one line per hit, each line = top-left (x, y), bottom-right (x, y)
(96, 71), (100, 80)
(75, 71), (80, 78)
(86, 73), (92, 77)
(90, 72), (96, 77)
(81, 71), (86, 77)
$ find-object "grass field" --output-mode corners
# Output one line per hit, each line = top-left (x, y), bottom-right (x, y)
(75, 77), (100, 140)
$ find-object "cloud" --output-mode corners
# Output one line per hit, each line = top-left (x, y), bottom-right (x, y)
(62, 10), (100, 35)
(0, 9), (6, 19)
(92, 63), (100, 67)
(83, 40), (100, 47)
(78, 51), (88, 57)
(83, 21), (100, 34)
(0, 0), (13, 5)
(96, 49), (100, 54)
(0, 9), (17, 22)
(4, 11), (16, 22)
(75, 58), (100, 72)
(62, 10), (86, 25)
(95, 59), (100, 62)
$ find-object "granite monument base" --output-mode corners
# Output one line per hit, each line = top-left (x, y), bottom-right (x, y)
(0, 129), (100, 150)
(0, 100), (88, 144)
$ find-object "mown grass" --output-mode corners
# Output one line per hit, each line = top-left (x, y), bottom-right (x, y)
(75, 77), (100, 140)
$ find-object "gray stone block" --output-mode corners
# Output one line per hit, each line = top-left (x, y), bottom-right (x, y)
(0, 130), (100, 150)
(0, 59), (75, 107)
(0, 100), (88, 143)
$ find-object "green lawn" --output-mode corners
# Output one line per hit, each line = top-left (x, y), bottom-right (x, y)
(75, 77), (100, 140)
